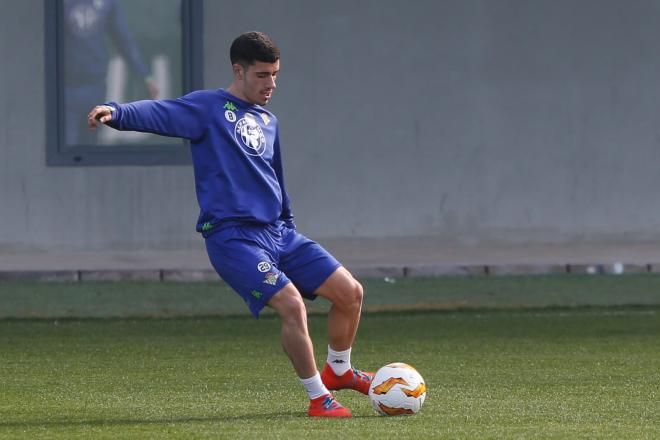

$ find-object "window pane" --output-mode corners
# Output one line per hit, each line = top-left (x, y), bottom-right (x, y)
(62, 0), (182, 148)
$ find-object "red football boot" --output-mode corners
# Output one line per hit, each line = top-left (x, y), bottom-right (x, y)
(321, 363), (374, 395)
(307, 394), (352, 417)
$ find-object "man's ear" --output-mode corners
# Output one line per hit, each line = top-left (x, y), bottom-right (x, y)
(232, 63), (244, 80)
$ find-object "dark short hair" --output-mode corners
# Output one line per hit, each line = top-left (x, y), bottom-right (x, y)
(230, 31), (280, 66)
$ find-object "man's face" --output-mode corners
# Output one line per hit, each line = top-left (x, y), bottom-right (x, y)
(236, 60), (280, 105)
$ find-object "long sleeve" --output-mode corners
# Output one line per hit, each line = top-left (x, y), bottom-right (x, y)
(272, 129), (295, 228)
(106, 91), (210, 141)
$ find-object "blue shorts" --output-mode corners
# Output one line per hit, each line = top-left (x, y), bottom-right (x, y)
(205, 222), (342, 318)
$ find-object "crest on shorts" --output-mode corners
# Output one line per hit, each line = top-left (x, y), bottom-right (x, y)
(263, 272), (280, 286)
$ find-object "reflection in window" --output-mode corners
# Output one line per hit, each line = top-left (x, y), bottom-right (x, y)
(62, 0), (182, 147)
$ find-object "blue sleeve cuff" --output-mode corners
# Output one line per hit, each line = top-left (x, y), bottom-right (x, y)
(104, 102), (121, 129)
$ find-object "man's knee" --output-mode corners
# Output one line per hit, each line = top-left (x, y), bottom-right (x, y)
(327, 272), (364, 311)
(349, 279), (364, 308)
(269, 284), (307, 322)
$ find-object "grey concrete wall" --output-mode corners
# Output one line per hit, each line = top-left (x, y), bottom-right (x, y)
(0, 0), (199, 250)
(2, 0), (660, 251)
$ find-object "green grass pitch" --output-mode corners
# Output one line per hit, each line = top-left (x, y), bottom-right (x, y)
(1, 302), (659, 438)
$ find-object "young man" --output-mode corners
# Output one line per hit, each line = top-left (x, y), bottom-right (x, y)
(87, 31), (373, 417)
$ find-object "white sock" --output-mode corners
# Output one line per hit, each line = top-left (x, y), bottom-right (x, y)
(327, 345), (351, 376)
(300, 372), (330, 400)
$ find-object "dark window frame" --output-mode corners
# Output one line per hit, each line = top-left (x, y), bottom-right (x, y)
(45, 0), (203, 166)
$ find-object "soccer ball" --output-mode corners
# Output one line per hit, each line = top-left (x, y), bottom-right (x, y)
(369, 362), (427, 416)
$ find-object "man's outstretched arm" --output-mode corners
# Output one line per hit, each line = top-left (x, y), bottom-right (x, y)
(87, 93), (210, 141)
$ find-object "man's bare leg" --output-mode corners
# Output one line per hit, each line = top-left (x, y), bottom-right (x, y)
(316, 267), (373, 395)
(267, 283), (316, 378)
(315, 266), (364, 351)
(268, 282), (352, 417)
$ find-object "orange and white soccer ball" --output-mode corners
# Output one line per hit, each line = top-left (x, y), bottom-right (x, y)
(369, 362), (427, 416)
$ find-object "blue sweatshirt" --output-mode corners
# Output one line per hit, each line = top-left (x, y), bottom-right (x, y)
(106, 89), (294, 235)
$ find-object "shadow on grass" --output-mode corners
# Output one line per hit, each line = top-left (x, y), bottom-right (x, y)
(0, 412), (381, 429)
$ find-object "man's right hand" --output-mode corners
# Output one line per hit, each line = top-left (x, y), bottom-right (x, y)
(87, 105), (115, 130)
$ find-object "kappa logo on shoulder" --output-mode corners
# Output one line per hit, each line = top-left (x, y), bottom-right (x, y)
(223, 101), (238, 111)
